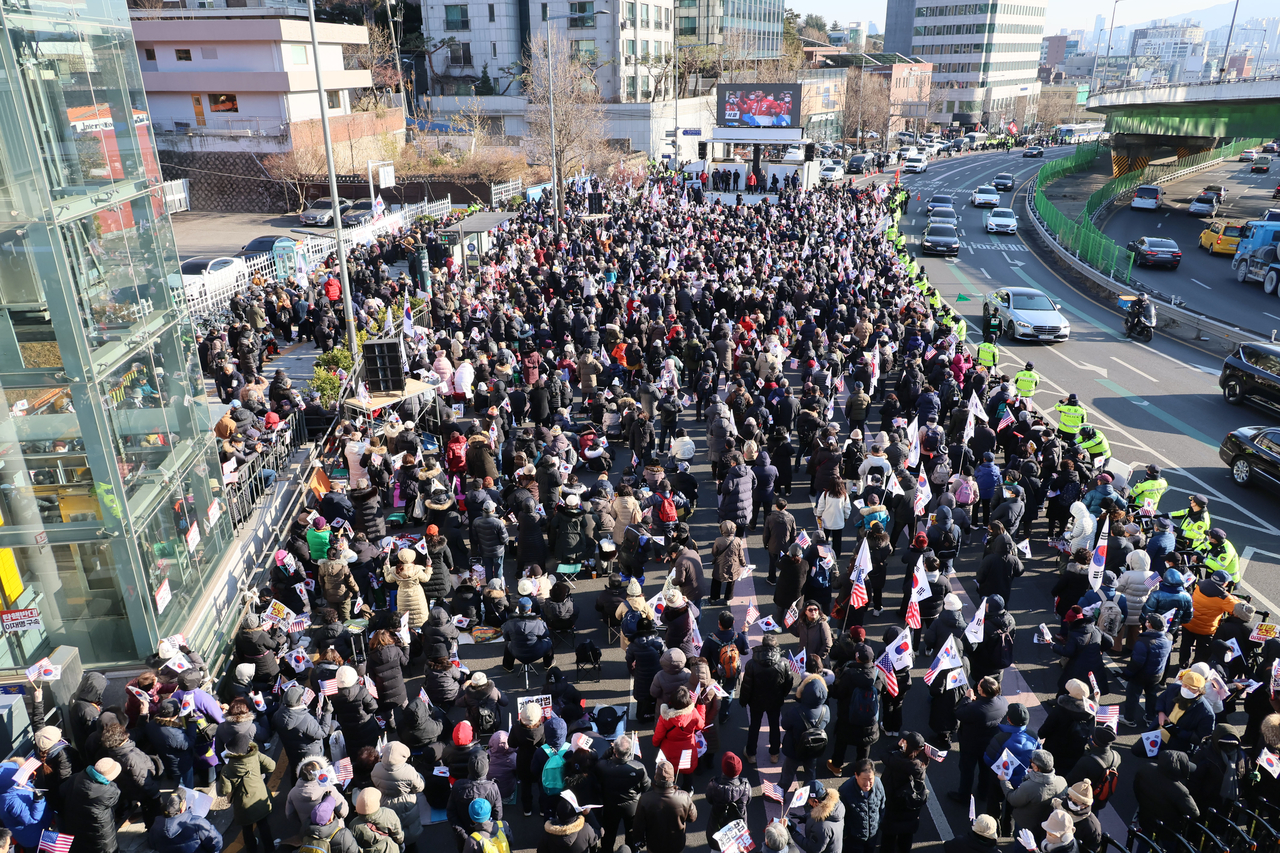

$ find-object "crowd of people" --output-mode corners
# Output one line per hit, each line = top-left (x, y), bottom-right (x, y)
(6, 161), (1280, 853)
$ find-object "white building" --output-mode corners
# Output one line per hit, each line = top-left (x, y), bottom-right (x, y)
(1128, 21), (1205, 62)
(909, 0), (1044, 128)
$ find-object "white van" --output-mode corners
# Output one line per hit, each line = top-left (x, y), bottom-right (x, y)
(1130, 185), (1164, 210)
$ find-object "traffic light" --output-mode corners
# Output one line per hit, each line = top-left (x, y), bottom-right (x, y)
(804, 143), (816, 161)
(697, 141), (708, 159)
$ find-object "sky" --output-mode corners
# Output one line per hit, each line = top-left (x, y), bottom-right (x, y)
(797, 0), (1229, 40)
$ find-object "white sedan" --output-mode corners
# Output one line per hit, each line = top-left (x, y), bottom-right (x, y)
(820, 164), (845, 183)
(971, 185), (1001, 207)
(180, 256), (249, 291)
(985, 208), (1019, 234)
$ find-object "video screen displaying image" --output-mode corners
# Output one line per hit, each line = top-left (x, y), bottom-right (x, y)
(717, 85), (799, 127)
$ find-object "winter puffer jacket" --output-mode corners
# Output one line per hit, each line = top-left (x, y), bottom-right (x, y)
(1037, 693), (1094, 775)
(548, 505), (595, 563)
(60, 766), (121, 853)
(350, 486), (386, 538)
(650, 649), (691, 707)
(1116, 552), (1157, 626)
(662, 601), (701, 657)
(472, 513), (509, 557)
(627, 634), (666, 701)
(1065, 502), (1096, 555)
(739, 643), (795, 711)
(781, 674), (830, 761)
(717, 464), (756, 526)
(146, 809), (221, 853)
(1134, 750), (1199, 834)
(652, 702), (706, 767)
(366, 641), (410, 708)
(705, 773), (752, 836)
(385, 561), (432, 628)
(374, 744), (428, 846)
(320, 558), (360, 605)
(332, 683), (381, 751)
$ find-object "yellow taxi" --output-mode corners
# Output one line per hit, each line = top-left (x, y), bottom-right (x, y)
(1199, 220), (1243, 256)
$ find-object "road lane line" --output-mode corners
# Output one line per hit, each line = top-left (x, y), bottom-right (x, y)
(981, 268), (990, 279)
(1190, 279), (1211, 289)
(1265, 313), (1280, 322)
(1109, 356), (1160, 382)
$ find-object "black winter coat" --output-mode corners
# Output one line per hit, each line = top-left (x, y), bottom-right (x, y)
(350, 487), (386, 538)
(145, 719), (195, 784)
(333, 684), (381, 751)
(881, 749), (928, 834)
(367, 642), (411, 708)
(626, 634), (666, 701)
(62, 769), (121, 853)
(739, 645), (796, 711)
(273, 704), (330, 766)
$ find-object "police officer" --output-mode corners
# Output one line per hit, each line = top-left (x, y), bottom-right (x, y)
(1201, 527), (1240, 586)
(977, 335), (999, 371)
(1054, 393), (1087, 441)
(1075, 425), (1111, 466)
(1014, 362), (1040, 397)
(1129, 464), (1169, 514)
(1169, 493), (1211, 551)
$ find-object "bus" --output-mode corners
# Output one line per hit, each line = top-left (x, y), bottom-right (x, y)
(1055, 122), (1107, 143)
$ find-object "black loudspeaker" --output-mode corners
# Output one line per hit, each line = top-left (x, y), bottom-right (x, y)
(362, 337), (405, 394)
(588, 192), (604, 214)
(804, 143), (816, 161)
(697, 141), (708, 158)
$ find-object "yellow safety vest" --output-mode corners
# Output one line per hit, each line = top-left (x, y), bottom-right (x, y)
(1169, 508), (1211, 545)
(977, 342), (999, 368)
(1077, 431), (1110, 460)
(1055, 403), (1086, 433)
(1014, 370), (1040, 395)
(1130, 477), (1169, 511)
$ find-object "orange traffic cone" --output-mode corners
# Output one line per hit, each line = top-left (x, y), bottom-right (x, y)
(916, 193), (921, 201)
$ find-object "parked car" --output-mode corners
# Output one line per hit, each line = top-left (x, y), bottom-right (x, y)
(981, 286), (1071, 342)
(180, 256), (249, 291)
(1219, 426), (1280, 492)
(1022, 146), (1044, 158)
(342, 198), (379, 226)
(1130, 185), (1164, 210)
(927, 207), (959, 227)
(920, 223), (960, 255)
(819, 163), (845, 183)
(299, 197), (350, 226)
(903, 156), (928, 173)
(926, 194), (956, 214)
(985, 208), (1019, 234)
(1198, 221), (1244, 256)
(1252, 155), (1272, 173)
(992, 172), (1015, 191)
(1240, 149), (1258, 162)
(1127, 236), (1182, 268)
(970, 185), (1001, 207)
(1188, 193), (1220, 217)
(1221, 341), (1280, 413)
(236, 235), (289, 259)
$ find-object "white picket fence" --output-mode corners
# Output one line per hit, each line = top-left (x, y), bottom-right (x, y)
(186, 196), (452, 319)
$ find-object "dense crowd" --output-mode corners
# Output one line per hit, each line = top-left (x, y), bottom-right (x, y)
(5, 164), (1280, 853)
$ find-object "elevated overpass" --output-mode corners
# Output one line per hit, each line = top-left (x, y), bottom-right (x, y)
(1085, 75), (1280, 175)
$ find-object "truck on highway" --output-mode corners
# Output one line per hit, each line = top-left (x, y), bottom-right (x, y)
(1232, 221), (1280, 266)
(1233, 221), (1280, 294)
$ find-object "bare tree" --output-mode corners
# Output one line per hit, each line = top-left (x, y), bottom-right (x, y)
(261, 147), (327, 212)
(344, 24), (402, 109)
(844, 69), (891, 146)
(522, 32), (607, 223)
(452, 96), (493, 154)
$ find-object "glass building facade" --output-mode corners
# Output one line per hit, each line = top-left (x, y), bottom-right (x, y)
(0, 0), (232, 669)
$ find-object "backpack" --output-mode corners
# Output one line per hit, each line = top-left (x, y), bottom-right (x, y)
(541, 743), (569, 794)
(930, 461), (952, 486)
(718, 644), (741, 681)
(1097, 597), (1125, 640)
(298, 836), (332, 853)
(470, 823), (512, 853)
(445, 436), (467, 472)
(992, 624), (1016, 669)
(847, 683), (880, 728)
(620, 601), (642, 640)
(896, 774), (930, 809)
(1092, 756), (1120, 805)
(954, 477), (976, 505)
(657, 494), (678, 523)
(796, 708), (830, 758)
(476, 698), (499, 734)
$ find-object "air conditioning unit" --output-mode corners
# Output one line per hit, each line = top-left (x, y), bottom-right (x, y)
(620, 19), (629, 27)
(624, 55), (634, 64)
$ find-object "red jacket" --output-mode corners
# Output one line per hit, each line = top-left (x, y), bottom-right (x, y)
(653, 701), (705, 768)
(324, 276), (341, 302)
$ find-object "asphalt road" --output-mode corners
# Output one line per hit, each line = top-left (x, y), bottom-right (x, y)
(1096, 156), (1280, 335)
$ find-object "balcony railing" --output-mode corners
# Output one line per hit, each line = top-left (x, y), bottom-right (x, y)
(152, 115), (289, 137)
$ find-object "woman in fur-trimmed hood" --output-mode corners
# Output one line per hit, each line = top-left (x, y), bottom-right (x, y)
(537, 794), (601, 853)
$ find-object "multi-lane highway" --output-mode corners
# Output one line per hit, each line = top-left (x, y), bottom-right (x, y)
(884, 147), (1280, 612)
(1097, 155), (1280, 334)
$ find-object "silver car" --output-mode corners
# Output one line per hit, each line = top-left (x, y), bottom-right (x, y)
(1187, 193), (1219, 217)
(927, 206), (959, 227)
(982, 286), (1071, 342)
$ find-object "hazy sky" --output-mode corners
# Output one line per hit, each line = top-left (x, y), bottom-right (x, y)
(800, 0), (1220, 39)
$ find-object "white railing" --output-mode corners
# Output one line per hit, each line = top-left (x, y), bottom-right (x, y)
(162, 178), (190, 213)
(185, 196), (452, 318)
(490, 178), (523, 205)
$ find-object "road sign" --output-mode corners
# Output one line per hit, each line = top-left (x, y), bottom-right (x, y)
(664, 130), (677, 137)
(682, 129), (702, 136)
(377, 164), (395, 188)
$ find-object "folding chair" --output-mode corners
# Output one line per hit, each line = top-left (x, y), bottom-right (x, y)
(555, 562), (583, 589)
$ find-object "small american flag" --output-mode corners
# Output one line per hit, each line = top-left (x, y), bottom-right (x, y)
(925, 346), (937, 361)
(364, 675), (379, 700)
(997, 407), (1016, 432)
(788, 649), (807, 676)
(38, 832), (73, 853)
(335, 757), (354, 786)
(12, 756), (40, 787)
(905, 599), (921, 630)
(762, 780), (785, 802)
(289, 615), (311, 633)
(876, 651), (900, 697)
(795, 530), (811, 549)
(1096, 705), (1120, 731)
(319, 679), (338, 696)
(301, 688), (316, 706)
(419, 687), (432, 707)
(744, 601), (760, 628)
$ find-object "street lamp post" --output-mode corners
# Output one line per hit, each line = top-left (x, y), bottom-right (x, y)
(1090, 0), (1125, 94)
(1218, 0), (1243, 80)
(306, 0), (358, 354)
(543, 8), (611, 228)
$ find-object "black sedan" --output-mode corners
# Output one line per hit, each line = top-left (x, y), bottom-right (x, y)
(920, 223), (960, 255)
(1221, 341), (1280, 412)
(1219, 426), (1280, 493)
(1023, 146), (1044, 158)
(992, 172), (1015, 191)
(1127, 236), (1182, 268)
(236, 234), (288, 259)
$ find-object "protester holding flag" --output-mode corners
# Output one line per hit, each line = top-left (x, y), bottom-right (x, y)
(880, 732), (930, 853)
(792, 601), (834, 662)
(1051, 608), (1113, 696)
(829, 644), (887, 773)
(1038, 680), (1099, 776)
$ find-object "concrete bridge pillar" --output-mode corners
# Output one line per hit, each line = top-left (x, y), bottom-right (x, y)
(1109, 132), (1219, 177)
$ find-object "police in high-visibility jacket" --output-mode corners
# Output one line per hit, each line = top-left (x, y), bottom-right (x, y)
(1054, 393), (1087, 439)
(1075, 425), (1111, 464)
(1014, 362), (1040, 396)
(977, 335), (999, 369)
(1169, 493), (1211, 549)
(1201, 527), (1241, 585)
(1129, 464), (1170, 512)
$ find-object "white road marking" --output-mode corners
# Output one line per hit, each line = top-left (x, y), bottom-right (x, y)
(967, 246), (975, 254)
(1109, 357), (1159, 382)
(1190, 363), (1219, 374)
(1190, 278), (1211, 289)
(1157, 222), (1162, 228)
(1265, 313), (1280, 322)
(981, 268), (991, 279)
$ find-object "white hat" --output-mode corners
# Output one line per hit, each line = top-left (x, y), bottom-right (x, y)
(565, 494), (581, 507)
(335, 665), (358, 689)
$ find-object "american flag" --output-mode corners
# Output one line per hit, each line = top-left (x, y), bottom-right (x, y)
(925, 346), (937, 361)
(876, 650), (900, 697)
(38, 832), (73, 853)
(334, 757), (354, 786)
(319, 679), (338, 696)
(850, 538), (870, 610)
(1096, 705), (1120, 731)
(12, 756), (40, 787)
(997, 406), (1016, 432)
(795, 530), (811, 549)
(783, 600), (801, 629)
(906, 587), (923, 630)
(762, 780), (785, 802)
(364, 676), (379, 700)
(301, 688), (316, 706)
(289, 615), (311, 633)
(745, 601), (761, 628)
(788, 649), (807, 676)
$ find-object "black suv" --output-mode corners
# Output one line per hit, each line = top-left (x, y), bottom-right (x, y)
(1221, 341), (1280, 412)
(992, 172), (1015, 192)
